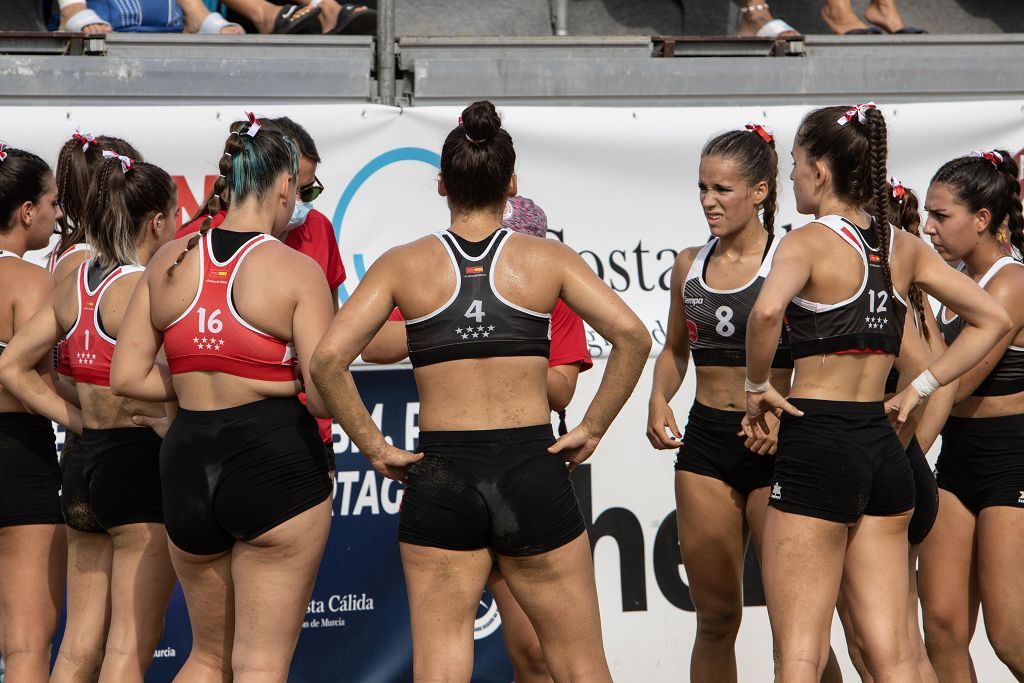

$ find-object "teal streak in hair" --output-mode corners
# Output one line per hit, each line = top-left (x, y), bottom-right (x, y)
(226, 134), (299, 203)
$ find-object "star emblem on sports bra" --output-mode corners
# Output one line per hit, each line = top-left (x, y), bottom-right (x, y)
(487, 325), (495, 331)
(193, 337), (199, 344)
(455, 327), (463, 334)
(477, 326), (484, 332)
(472, 332), (479, 338)
(461, 334), (469, 340)
(482, 331), (490, 337)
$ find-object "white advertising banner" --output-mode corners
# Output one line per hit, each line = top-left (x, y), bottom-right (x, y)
(2, 100), (1022, 681)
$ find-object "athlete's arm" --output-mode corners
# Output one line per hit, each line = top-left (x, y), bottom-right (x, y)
(311, 249), (423, 481)
(886, 237), (1012, 424)
(0, 273), (83, 433)
(110, 271), (176, 403)
(361, 321), (409, 364)
(646, 249), (695, 450)
(549, 242), (652, 469)
(547, 363), (581, 412)
(912, 311), (956, 453)
(288, 258), (335, 419)
(744, 232), (810, 437)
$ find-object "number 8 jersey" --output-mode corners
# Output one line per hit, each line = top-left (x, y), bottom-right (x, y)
(683, 234), (792, 368)
(405, 229), (551, 368)
(163, 231), (298, 382)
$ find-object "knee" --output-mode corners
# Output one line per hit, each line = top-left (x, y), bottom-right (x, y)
(923, 609), (970, 647)
(56, 640), (105, 673)
(510, 639), (549, 678)
(695, 605), (742, 643)
(986, 624), (1024, 669)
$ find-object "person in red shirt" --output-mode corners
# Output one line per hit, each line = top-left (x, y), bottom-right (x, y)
(169, 116), (344, 468)
(361, 194), (591, 683)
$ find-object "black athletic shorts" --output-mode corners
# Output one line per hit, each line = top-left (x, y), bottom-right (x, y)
(907, 436), (938, 545)
(936, 413), (1024, 514)
(62, 426), (164, 532)
(770, 399), (915, 524)
(675, 402), (774, 495)
(161, 397), (331, 555)
(399, 424), (586, 557)
(0, 413), (62, 527)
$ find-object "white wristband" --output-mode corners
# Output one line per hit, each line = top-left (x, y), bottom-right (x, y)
(745, 377), (771, 393)
(911, 369), (940, 398)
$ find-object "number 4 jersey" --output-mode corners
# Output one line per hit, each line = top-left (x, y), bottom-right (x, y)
(163, 231), (298, 382)
(405, 228), (551, 368)
(683, 233), (792, 368)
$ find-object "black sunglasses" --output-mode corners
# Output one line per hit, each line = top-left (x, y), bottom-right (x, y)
(299, 176), (324, 203)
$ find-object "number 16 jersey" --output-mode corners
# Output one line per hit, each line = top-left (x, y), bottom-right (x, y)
(683, 234), (792, 368)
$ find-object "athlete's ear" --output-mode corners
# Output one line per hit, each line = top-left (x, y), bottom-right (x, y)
(278, 171), (293, 206)
(974, 207), (993, 236)
(17, 199), (34, 229)
(813, 158), (830, 191)
(751, 178), (768, 206)
(437, 177), (448, 198)
(147, 211), (164, 241)
(507, 174), (518, 198)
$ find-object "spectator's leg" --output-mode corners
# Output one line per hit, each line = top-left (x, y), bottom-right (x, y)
(178, 0), (245, 33)
(219, 0), (317, 33)
(737, 2), (798, 37)
(59, 1), (112, 33)
(819, 0), (871, 34)
(863, 0), (912, 33)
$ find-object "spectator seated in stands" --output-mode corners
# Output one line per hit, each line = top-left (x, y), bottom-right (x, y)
(52, 0), (362, 34)
(218, 0), (377, 35)
(735, 0), (924, 37)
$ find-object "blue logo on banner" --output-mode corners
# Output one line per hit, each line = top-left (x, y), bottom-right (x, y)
(332, 147), (442, 302)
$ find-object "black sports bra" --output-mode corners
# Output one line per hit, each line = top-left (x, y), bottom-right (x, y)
(405, 229), (551, 368)
(786, 215), (907, 359)
(939, 257), (1024, 397)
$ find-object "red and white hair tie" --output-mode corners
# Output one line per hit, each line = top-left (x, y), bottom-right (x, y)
(0, 142), (8, 162)
(745, 122), (774, 144)
(244, 111), (261, 137)
(837, 102), (877, 126)
(72, 128), (96, 152)
(102, 150), (133, 173)
(890, 176), (906, 203)
(971, 150), (1003, 168)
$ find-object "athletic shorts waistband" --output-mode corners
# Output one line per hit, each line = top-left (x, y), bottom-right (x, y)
(81, 426), (163, 441)
(944, 412), (1024, 429)
(418, 424), (553, 447)
(174, 396), (304, 424)
(787, 398), (885, 416)
(690, 401), (745, 422)
(0, 411), (52, 430)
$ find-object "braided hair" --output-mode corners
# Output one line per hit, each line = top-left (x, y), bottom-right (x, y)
(55, 134), (141, 251)
(886, 178), (930, 339)
(931, 150), (1024, 259)
(83, 156), (174, 271)
(701, 126), (779, 233)
(168, 119), (298, 276)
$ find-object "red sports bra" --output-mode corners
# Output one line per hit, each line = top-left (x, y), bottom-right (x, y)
(163, 231), (298, 382)
(49, 243), (92, 377)
(65, 261), (144, 387)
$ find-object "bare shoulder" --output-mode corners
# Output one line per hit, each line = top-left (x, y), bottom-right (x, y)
(149, 235), (197, 274)
(52, 249), (90, 283)
(675, 245), (704, 273)
(9, 257), (54, 293)
(984, 259), (1024, 305)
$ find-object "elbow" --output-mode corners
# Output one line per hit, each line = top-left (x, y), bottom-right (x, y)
(108, 368), (131, 398)
(994, 309), (1014, 338)
(749, 304), (782, 329)
(630, 321), (653, 358)
(310, 345), (346, 392)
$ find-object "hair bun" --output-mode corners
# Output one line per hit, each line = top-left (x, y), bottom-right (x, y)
(460, 101), (502, 143)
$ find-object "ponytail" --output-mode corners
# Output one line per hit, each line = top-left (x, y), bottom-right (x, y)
(84, 156), (173, 271)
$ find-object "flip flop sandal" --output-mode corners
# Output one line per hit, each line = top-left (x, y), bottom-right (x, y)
(756, 18), (800, 38)
(893, 26), (927, 34)
(844, 26), (884, 34)
(273, 4), (321, 34)
(314, 0), (376, 35)
(63, 7), (111, 32)
(198, 11), (244, 34)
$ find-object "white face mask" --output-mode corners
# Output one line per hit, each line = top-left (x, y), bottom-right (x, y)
(286, 200), (313, 230)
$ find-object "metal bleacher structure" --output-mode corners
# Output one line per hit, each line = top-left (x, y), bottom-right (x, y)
(0, 0), (1022, 108)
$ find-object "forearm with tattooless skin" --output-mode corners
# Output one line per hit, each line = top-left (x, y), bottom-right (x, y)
(311, 356), (388, 459)
(745, 305), (784, 385)
(649, 345), (687, 407)
(578, 325), (651, 437)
